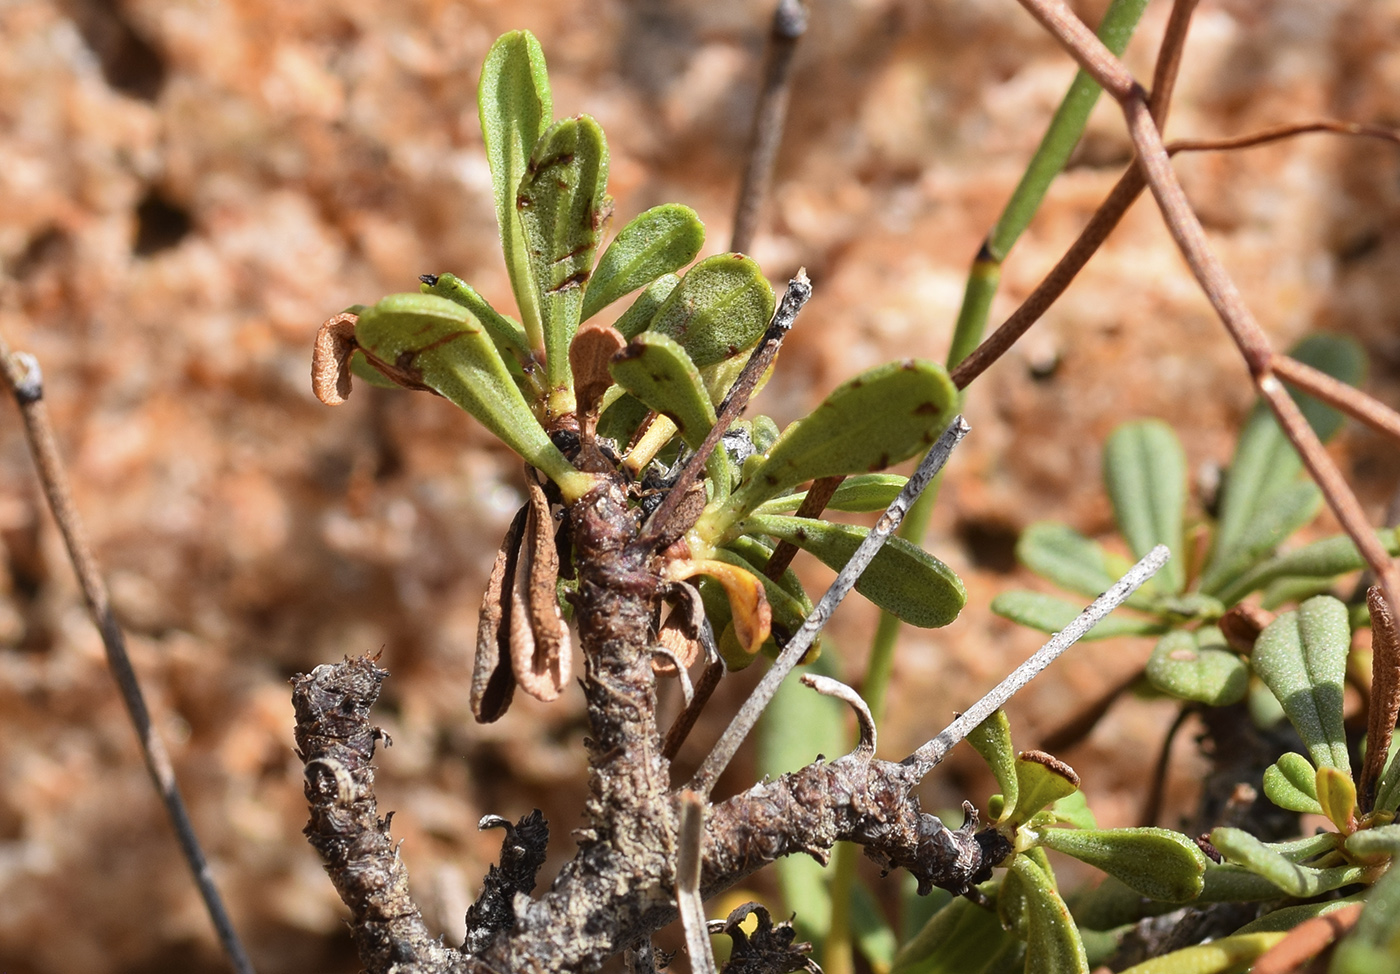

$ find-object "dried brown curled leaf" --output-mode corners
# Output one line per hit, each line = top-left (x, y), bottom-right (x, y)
(653, 612), (702, 677)
(512, 474), (572, 702)
(311, 312), (359, 405)
(1362, 585), (1400, 810)
(570, 321), (626, 417)
(472, 505), (526, 723)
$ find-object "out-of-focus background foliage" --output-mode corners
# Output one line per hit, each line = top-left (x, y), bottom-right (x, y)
(1, 0), (1398, 970)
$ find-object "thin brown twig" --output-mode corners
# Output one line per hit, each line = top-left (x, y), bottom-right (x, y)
(0, 334), (256, 974)
(764, 474), (843, 579)
(1140, 704), (1194, 827)
(1147, 0), (1200, 128)
(1169, 119), (1400, 154)
(950, 117), (1400, 391)
(1250, 902), (1364, 974)
(950, 164), (1145, 390)
(663, 655), (725, 761)
(1272, 353), (1400, 447)
(1011, 0), (1400, 724)
(730, 0), (808, 254)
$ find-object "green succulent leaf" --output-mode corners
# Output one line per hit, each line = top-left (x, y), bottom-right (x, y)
(1114, 933), (1285, 974)
(1144, 629), (1248, 706)
(1209, 335), (1365, 583)
(609, 331), (715, 447)
(582, 204), (704, 321)
(595, 390), (650, 447)
(1267, 831), (1342, 863)
(1252, 595), (1353, 773)
(1049, 792), (1098, 831)
(352, 293), (593, 502)
(1012, 754), (1081, 828)
(755, 474), (910, 515)
(1345, 824), (1400, 859)
(1209, 827), (1368, 898)
(1103, 419), (1186, 593)
(1261, 576), (1340, 612)
(1008, 854), (1089, 974)
(1033, 827), (1207, 903)
(990, 590), (1167, 641)
(1263, 752), (1323, 814)
(710, 359), (956, 531)
(478, 30), (552, 348)
(1016, 522), (1154, 609)
(1198, 480), (1323, 599)
(349, 349), (398, 389)
(644, 253), (774, 368)
(1234, 895), (1365, 935)
(419, 272), (533, 371)
(891, 892), (1020, 974)
(1214, 529), (1400, 607)
(517, 115), (611, 406)
(740, 514), (965, 628)
(967, 710), (1018, 824)
(613, 273), (679, 340)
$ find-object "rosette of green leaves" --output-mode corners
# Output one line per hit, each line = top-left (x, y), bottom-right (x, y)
(992, 335), (1392, 711)
(342, 31), (710, 502)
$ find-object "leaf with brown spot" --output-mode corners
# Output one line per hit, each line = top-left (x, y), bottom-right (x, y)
(516, 115), (610, 399)
(311, 312), (359, 405)
(701, 359), (956, 532)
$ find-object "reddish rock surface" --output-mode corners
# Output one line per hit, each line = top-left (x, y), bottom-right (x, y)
(1, 0), (1398, 970)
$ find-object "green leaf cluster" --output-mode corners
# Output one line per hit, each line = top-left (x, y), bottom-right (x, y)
(326, 30), (969, 674)
(993, 336), (1388, 710)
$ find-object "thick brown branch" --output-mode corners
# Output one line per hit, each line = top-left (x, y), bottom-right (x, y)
(292, 658), (476, 972)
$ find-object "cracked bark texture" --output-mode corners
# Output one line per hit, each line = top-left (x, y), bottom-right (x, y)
(293, 479), (1002, 973)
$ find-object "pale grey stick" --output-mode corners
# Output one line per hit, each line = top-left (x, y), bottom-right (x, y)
(689, 416), (971, 796)
(906, 543), (1170, 778)
(676, 791), (717, 974)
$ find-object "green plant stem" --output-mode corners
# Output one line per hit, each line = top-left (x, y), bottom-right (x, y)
(823, 4), (1151, 969)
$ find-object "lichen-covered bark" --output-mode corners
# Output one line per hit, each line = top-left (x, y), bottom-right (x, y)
(293, 479), (1005, 973)
(292, 658), (479, 973)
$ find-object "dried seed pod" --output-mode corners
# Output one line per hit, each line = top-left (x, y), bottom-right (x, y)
(472, 505), (526, 723)
(311, 312), (359, 405)
(512, 475), (572, 702)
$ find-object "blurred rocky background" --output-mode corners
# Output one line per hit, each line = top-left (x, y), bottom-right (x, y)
(1, 0), (1398, 970)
